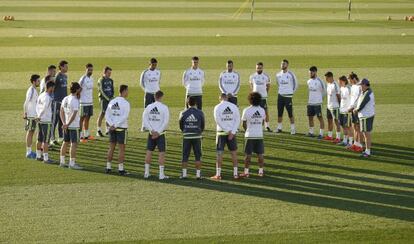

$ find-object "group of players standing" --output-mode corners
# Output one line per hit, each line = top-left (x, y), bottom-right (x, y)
(23, 57), (375, 180)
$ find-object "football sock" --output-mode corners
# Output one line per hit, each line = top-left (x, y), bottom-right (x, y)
(343, 136), (348, 143)
(36, 150), (42, 158)
(336, 132), (341, 139)
(328, 131), (333, 137)
(244, 168), (249, 175)
(144, 163), (150, 175)
(196, 169), (201, 178)
(277, 123), (282, 130)
(60, 156), (65, 164)
(69, 158), (75, 166)
(216, 167), (221, 177)
(309, 127), (314, 134)
(26, 147), (32, 154)
(80, 131), (84, 138)
(233, 167), (238, 176)
(290, 124), (295, 130)
(319, 129), (324, 136)
(182, 168), (187, 177)
(43, 153), (49, 161)
(106, 162), (112, 169)
(365, 149), (371, 155)
(259, 168), (264, 174)
(159, 165), (165, 176)
(348, 137), (353, 145)
(265, 122), (269, 128)
(118, 163), (124, 171)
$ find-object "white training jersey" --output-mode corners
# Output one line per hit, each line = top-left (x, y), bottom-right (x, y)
(140, 68), (161, 94)
(218, 71), (240, 96)
(276, 70), (298, 97)
(357, 89), (375, 118)
(340, 86), (352, 113)
(241, 105), (266, 138)
(61, 94), (80, 129)
(105, 97), (130, 129)
(349, 84), (362, 109)
(79, 75), (94, 105)
(214, 100), (240, 135)
(307, 77), (326, 105)
(39, 77), (46, 94)
(142, 101), (170, 134)
(182, 68), (205, 96)
(249, 72), (271, 98)
(23, 86), (38, 118)
(326, 81), (340, 109)
(36, 92), (53, 123)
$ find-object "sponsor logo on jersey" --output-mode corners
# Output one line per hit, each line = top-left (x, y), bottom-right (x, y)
(185, 114), (198, 122)
(150, 106), (160, 115)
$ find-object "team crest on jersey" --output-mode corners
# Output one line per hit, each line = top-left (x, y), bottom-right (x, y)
(150, 106), (160, 114)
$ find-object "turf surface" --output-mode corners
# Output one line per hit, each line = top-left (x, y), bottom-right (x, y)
(0, 0), (413, 243)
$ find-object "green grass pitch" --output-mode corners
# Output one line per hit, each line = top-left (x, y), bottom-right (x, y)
(1, 0), (414, 243)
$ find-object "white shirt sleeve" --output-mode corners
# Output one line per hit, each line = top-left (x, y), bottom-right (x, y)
(139, 70), (146, 91)
(218, 72), (225, 93)
(291, 72), (298, 93)
(142, 107), (151, 131)
(159, 106), (169, 133)
(231, 107), (240, 134)
(182, 70), (188, 87)
(23, 88), (32, 114)
(234, 72), (241, 94)
(214, 105), (226, 131)
(105, 104), (114, 127)
(116, 102), (130, 128)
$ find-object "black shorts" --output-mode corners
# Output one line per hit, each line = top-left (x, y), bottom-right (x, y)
(277, 94), (293, 118)
(216, 134), (237, 152)
(100, 99), (109, 113)
(109, 128), (128, 145)
(80, 105), (93, 117)
(307, 105), (322, 117)
(327, 108), (340, 120)
(144, 93), (155, 108)
(147, 134), (166, 152)
(64, 128), (80, 143)
(25, 118), (37, 131)
(182, 138), (202, 162)
(339, 113), (352, 127)
(228, 96), (238, 106)
(360, 116), (374, 132)
(260, 99), (268, 111)
(37, 123), (52, 143)
(351, 112), (359, 124)
(186, 95), (202, 110)
(244, 138), (264, 155)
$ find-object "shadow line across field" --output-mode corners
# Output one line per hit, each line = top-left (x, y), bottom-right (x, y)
(74, 131), (414, 222)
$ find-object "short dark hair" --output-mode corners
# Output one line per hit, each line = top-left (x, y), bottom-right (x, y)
(349, 72), (359, 81)
(324, 71), (333, 78)
(104, 66), (112, 73)
(282, 59), (289, 64)
(44, 75), (53, 83)
(188, 96), (196, 106)
(339, 75), (348, 85)
(48, 65), (56, 70)
(59, 60), (68, 69)
(155, 90), (164, 99)
(227, 60), (233, 64)
(248, 92), (262, 106)
(85, 63), (93, 68)
(256, 62), (263, 66)
(70, 82), (81, 94)
(192, 56), (199, 61)
(150, 58), (158, 64)
(46, 81), (55, 90)
(119, 84), (128, 94)
(30, 74), (40, 83)
(309, 66), (317, 72)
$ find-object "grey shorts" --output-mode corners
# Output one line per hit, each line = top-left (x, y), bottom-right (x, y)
(80, 105), (93, 117)
(100, 99), (109, 113)
(147, 134), (166, 152)
(182, 138), (202, 162)
(37, 123), (52, 143)
(244, 138), (264, 155)
(339, 113), (352, 127)
(25, 118), (37, 131)
(327, 108), (340, 120)
(360, 116), (374, 132)
(216, 134), (237, 152)
(64, 128), (80, 143)
(109, 128), (128, 145)
(307, 105), (322, 117)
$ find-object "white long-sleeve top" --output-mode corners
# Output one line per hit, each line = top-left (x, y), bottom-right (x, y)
(326, 81), (340, 109)
(214, 100), (240, 135)
(61, 94), (80, 129)
(349, 84), (362, 109)
(340, 86), (351, 113)
(140, 68), (161, 94)
(307, 77), (326, 105)
(218, 71), (240, 96)
(249, 72), (271, 98)
(357, 89), (375, 118)
(105, 97), (130, 129)
(142, 101), (170, 134)
(23, 85), (38, 118)
(182, 68), (205, 96)
(79, 74), (94, 105)
(36, 92), (53, 123)
(276, 70), (298, 97)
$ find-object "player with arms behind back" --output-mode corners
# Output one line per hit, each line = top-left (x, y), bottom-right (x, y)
(337, 76), (354, 146)
(23, 74), (40, 159)
(306, 66), (326, 139)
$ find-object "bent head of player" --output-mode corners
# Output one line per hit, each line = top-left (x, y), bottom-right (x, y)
(59, 60), (68, 74)
(248, 92), (262, 106)
(339, 75), (348, 87)
(187, 95), (197, 107)
(47, 65), (57, 77)
(324, 71), (334, 83)
(45, 79), (55, 93)
(309, 66), (317, 79)
(85, 63), (93, 77)
(120, 84), (128, 98)
(149, 58), (158, 70)
(348, 72), (359, 84)
(226, 60), (233, 72)
(70, 82), (81, 97)
(104, 66), (112, 78)
(155, 90), (163, 102)
(191, 56), (199, 69)
(256, 62), (263, 74)
(281, 59), (289, 71)
(219, 93), (228, 102)
(360, 78), (370, 92)
(31, 74), (40, 87)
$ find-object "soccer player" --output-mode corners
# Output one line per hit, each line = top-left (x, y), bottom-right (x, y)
(140, 58), (161, 108)
(23, 74), (40, 159)
(249, 62), (271, 132)
(347, 72), (363, 152)
(105, 85), (130, 175)
(179, 96), (205, 179)
(50, 60), (68, 146)
(183, 56), (205, 110)
(354, 79), (375, 157)
(275, 59), (298, 134)
(240, 92), (266, 178)
(39, 65), (56, 94)
(338, 76), (354, 146)
(59, 82), (83, 169)
(211, 93), (241, 180)
(79, 63), (94, 142)
(306, 66), (326, 139)
(218, 60), (240, 105)
(96, 66), (115, 137)
(35, 78), (55, 163)
(324, 71), (341, 143)
(142, 90), (169, 180)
